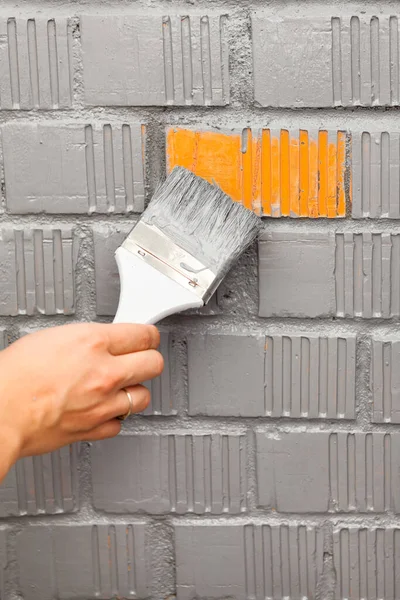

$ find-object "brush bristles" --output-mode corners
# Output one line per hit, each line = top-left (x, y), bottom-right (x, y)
(140, 167), (262, 279)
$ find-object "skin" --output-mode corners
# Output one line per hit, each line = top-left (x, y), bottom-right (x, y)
(0, 322), (164, 483)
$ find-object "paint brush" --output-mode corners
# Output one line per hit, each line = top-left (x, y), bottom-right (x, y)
(113, 166), (262, 324)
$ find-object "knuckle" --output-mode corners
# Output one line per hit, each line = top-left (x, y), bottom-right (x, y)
(91, 367), (117, 394)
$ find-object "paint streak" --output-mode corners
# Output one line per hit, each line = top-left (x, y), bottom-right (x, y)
(166, 127), (350, 217)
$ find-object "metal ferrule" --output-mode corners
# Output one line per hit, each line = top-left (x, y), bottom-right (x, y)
(121, 221), (218, 303)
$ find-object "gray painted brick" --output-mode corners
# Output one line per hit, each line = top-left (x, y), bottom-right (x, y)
(188, 333), (265, 417)
(252, 13), (400, 108)
(0, 226), (77, 316)
(0, 17), (72, 110)
(257, 431), (400, 513)
(371, 337), (400, 423)
(352, 131), (400, 218)
(175, 523), (324, 600)
(333, 527), (400, 600)
(264, 334), (356, 419)
(0, 329), (7, 350)
(0, 529), (6, 599)
(91, 432), (246, 514)
(93, 223), (219, 317)
(188, 332), (355, 418)
(0, 445), (78, 517)
(258, 232), (335, 318)
(81, 14), (229, 106)
(16, 522), (148, 600)
(259, 231), (400, 318)
(335, 232), (397, 317)
(3, 122), (145, 214)
(93, 223), (132, 316)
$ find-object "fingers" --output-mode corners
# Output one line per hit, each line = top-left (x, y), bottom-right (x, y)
(109, 385), (151, 420)
(87, 385), (151, 425)
(113, 349), (164, 388)
(105, 323), (160, 355)
(82, 419), (122, 442)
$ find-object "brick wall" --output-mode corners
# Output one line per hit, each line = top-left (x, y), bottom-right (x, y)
(0, 1), (398, 599)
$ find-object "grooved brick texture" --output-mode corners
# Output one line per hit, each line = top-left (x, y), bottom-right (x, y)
(257, 432), (400, 513)
(175, 523), (324, 600)
(0, 445), (78, 516)
(187, 332), (356, 418)
(3, 122), (146, 214)
(81, 14), (229, 106)
(252, 13), (400, 107)
(91, 432), (247, 514)
(0, 2), (398, 600)
(167, 127), (349, 217)
(0, 17), (72, 110)
(15, 523), (148, 600)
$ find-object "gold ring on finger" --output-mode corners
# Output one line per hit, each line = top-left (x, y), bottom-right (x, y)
(118, 388), (133, 421)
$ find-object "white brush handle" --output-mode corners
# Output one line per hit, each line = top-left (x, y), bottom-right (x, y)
(113, 246), (203, 324)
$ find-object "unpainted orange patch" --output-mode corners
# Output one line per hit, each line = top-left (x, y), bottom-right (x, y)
(166, 128), (349, 217)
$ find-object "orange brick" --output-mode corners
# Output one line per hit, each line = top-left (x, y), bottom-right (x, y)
(166, 127), (350, 217)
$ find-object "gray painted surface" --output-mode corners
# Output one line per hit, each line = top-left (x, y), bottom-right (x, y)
(0, 445), (78, 517)
(352, 131), (400, 218)
(15, 523), (148, 599)
(372, 337), (400, 423)
(81, 14), (230, 106)
(4, 123), (146, 214)
(0, 227), (77, 316)
(0, 17), (72, 110)
(0, 1), (399, 599)
(257, 432), (400, 513)
(175, 523), (324, 600)
(332, 527), (400, 600)
(253, 12), (400, 107)
(91, 432), (247, 514)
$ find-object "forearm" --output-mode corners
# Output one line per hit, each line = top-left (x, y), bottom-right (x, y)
(0, 424), (21, 483)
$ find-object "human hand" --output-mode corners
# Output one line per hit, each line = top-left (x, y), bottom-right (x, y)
(0, 322), (163, 478)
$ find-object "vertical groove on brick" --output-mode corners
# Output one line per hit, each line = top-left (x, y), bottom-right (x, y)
(334, 527), (400, 600)
(33, 230), (44, 313)
(332, 17), (342, 105)
(244, 525), (256, 600)
(53, 230), (64, 313)
(351, 17), (361, 103)
(390, 17), (399, 104)
(103, 124), (115, 212)
(383, 342), (392, 422)
(27, 19), (39, 106)
(162, 17), (174, 104)
(370, 17), (380, 103)
(200, 17), (212, 104)
(168, 435), (177, 512)
(47, 20), (59, 107)
(122, 125), (134, 212)
(366, 433), (374, 510)
(7, 18), (19, 107)
(14, 230), (26, 313)
(85, 125), (96, 213)
(181, 17), (192, 104)
(91, 525), (101, 596)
